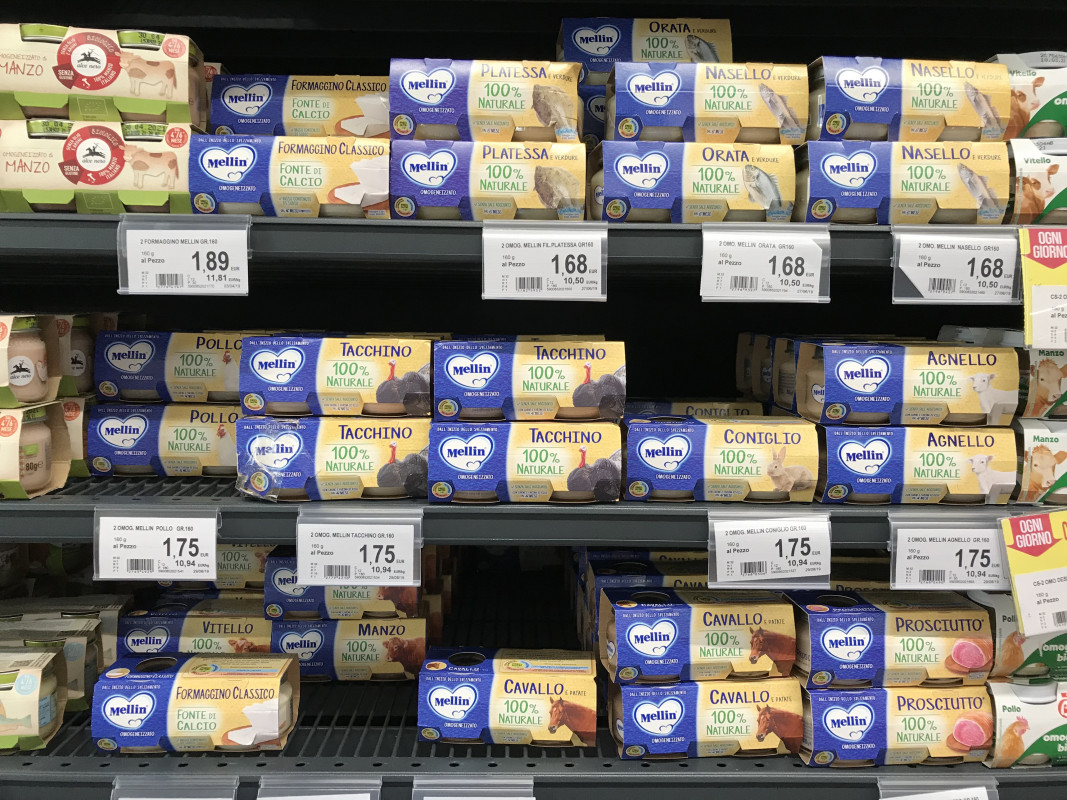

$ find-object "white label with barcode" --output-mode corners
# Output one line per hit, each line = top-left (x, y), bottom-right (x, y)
(712, 516), (830, 585)
(482, 223), (606, 301)
(96, 515), (217, 580)
(892, 527), (1010, 590)
(297, 521), (416, 586)
(895, 231), (1018, 304)
(700, 228), (828, 302)
(884, 789), (989, 800)
(124, 227), (249, 295)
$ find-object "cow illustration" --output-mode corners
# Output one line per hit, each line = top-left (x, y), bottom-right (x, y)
(122, 145), (180, 189)
(120, 53), (177, 99)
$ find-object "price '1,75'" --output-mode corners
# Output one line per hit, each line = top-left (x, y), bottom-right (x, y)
(163, 537), (200, 557)
(359, 544), (396, 564)
(774, 537), (811, 558)
(191, 251), (230, 271)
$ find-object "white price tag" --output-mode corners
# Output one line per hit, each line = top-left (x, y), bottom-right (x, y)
(1028, 284), (1067, 348)
(892, 528), (1009, 590)
(893, 230), (1018, 304)
(712, 516), (830, 585)
(482, 222), (606, 301)
(700, 226), (830, 302)
(885, 789), (989, 800)
(95, 514), (217, 581)
(297, 521), (417, 586)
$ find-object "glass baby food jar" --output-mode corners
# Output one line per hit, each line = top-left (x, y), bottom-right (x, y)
(8, 318), (49, 404)
(19, 407), (52, 494)
(69, 316), (94, 394)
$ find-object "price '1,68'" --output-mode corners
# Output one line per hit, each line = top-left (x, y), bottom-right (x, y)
(191, 251), (229, 271)
(768, 255), (805, 276)
(551, 253), (588, 274)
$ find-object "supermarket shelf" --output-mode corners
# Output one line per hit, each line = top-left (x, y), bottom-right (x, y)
(3, 477), (1016, 547)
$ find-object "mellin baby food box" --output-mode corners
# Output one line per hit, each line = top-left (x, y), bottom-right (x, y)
(210, 74), (389, 137)
(818, 426), (1016, 504)
(987, 680), (1067, 767)
(599, 587), (795, 683)
(240, 336), (431, 417)
(433, 340), (625, 421)
(789, 590), (993, 688)
(271, 618), (425, 680)
(624, 400), (763, 418)
(611, 678), (802, 759)
(624, 415), (820, 502)
(390, 59), (582, 142)
(116, 597), (272, 658)
(967, 590), (1067, 681)
(803, 686), (993, 766)
(595, 141), (795, 223)
(88, 404), (239, 477)
(607, 62), (808, 145)
(92, 653), (298, 752)
(797, 342), (1019, 426)
(795, 141), (892, 224)
(890, 142), (1009, 224)
(580, 83), (606, 148)
(389, 140), (586, 221)
(189, 134), (389, 217)
(417, 647), (597, 746)
(263, 547), (419, 619)
(429, 421), (622, 504)
(235, 416), (429, 501)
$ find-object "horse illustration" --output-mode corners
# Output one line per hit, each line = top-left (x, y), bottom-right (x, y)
(77, 52), (102, 67)
(84, 145), (106, 160)
(547, 697), (596, 746)
(748, 626), (796, 673)
(755, 704), (803, 754)
(10, 363), (31, 377)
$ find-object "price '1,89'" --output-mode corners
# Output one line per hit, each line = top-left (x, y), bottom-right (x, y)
(191, 251), (229, 271)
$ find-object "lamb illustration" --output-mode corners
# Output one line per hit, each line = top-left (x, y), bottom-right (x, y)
(122, 145), (181, 189)
(967, 454), (1016, 496)
(766, 447), (815, 493)
(968, 373), (1016, 416)
(119, 52), (177, 99)
(571, 363), (626, 418)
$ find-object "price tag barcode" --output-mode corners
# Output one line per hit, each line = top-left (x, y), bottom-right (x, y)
(95, 511), (218, 581)
(482, 222), (607, 302)
(891, 526), (1009, 591)
(700, 224), (830, 303)
(296, 515), (420, 587)
(711, 515), (831, 587)
(892, 228), (1019, 304)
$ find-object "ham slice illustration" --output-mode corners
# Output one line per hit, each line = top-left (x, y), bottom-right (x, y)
(952, 711), (993, 748)
(951, 638), (994, 670)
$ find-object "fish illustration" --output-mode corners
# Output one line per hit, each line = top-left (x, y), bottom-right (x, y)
(964, 82), (1004, 137)
(743, 164), (783, 212)
(685, 34), (719, 63)
(533, 84), (574, 130)
(958, 163), (1000, 212)
(759, 83), (802, 131)
(0, 714), (30, 733)
(535, 166), (583, 210)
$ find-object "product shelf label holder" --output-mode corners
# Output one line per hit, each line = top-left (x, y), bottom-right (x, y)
(411, 777), (534, 800)
(94, 505), (219, 582)
(482, 220), (607, 302)
(708, 508), (831, 589)
(892, 225), (1021, 305)
(258, 775), (382, 800)
(877, 776), (999, 800)
(112, 776), (239, 800)
(296, 505), (423, 587)
(889, 508), (1010, 591)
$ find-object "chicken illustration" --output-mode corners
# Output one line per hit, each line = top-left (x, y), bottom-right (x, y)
(216, 423), (237, 467)
(995, 631), (1026, 677)
(571, 363), (626, 418)
(993, 716), (1029, 767)
(375, 360), (431, 415)
(535, 166), (583, 212)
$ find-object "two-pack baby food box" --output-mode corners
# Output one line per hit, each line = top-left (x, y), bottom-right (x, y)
(591, 141), (795, 223)
(240, 336), (431, 416)
(0, 24), (206, 128)
(389, 140), (586, 221)
(1009, 139), (1067, 225)
(92, 653), (298, 752)
(580, 83), (606, 148)
(809, 57), (1010, 142)
(429, 421), (622, 503)
(0, 618), (99, 710)
(389, 59), (582, 142)
(818, 425), (1017, 504)
(263, 547), (419, 619)
(789, 590), (994, 688)
(599, 587), (795, 683)
(87, 403), (239, 477)
(433, 340), (625, 421)
(795, 141), (892, 224)
(558, 19), (733, 85)
(0, 649), (67, 752)
(117, 596), (272, 658)
(0, 402), (71, 499)
(189, 134), (389, 217)
(606, 62), (808, 144)
(271, 617), (425, 680)
(611, 678), (803, 759)
(0, 595), (131, 665)
(623, 415), (820, 502)
(1016, 419), (1067, 503)
(967, 590), (1067, 681)
(624, 400), (764, 418)
(802, 685), (993, 766)
(210, 74), (389, 137)
(0, 120), (191, 214)
(987, 680), (1067, 767)
(990, 52), (1067, 140)
(797, 342), (1020, 426)
(417, 647), (597, 746)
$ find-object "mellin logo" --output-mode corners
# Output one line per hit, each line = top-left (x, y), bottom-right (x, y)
(198, 145), (257, 184)
(626, 619), (678, 656)
(632, 698), (684, 735)
(820, 624), (873, 662)
(221, 82), (273, 116)
(277, 629), (324, 660)
(247, 432), (303, 470)
(271, 567), (306, 597)
(835, 66), (890, 104)
(821, 151), (877, 189)
(399, 68), (456, 105)
(823, 702), (874, 741)
(250, 347), (305, 384)
(438, 434), (494, 471)
(571, 25), (621, 56)
(104, 341), (155, 374)
(123, 627), (170, 653)
(98, 414), (150, 449)
(837, 438), (891, 476)
(103, 692), (156, 730)
(834, 356), (891, 394)
(614, 152), (669, 190)
(428, 684), (478, 720)
(444, 352), (500, 389)
(636, 435), (691, 472)
(626, 71), (682, 107)
(401, 150), (459, 187)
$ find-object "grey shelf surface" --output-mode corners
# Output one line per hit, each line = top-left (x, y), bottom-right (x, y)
(0, 477), (1018, 548)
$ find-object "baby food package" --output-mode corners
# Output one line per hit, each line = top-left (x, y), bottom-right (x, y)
(0, 649), (67, 752)
(236, 416), (429, 501)
(1016, 419), (1067, 503)
(591, 141), (796, 223)
(611, 678), (803, 759)
(789, 590), (993, 688)
(558, 19), (733, 86)
(0, 315), (67, 408)
(580, 83), (606, 148)
(797, 342), (1019, 426)
(624, 415), (819, 502)
(271, 617), (425, 680)
(990, 52), (1067, 139)
(818, 426), (1017, 504)
(987, 680), (1067, 767)
(429, 421), (622, 504)
(0, 402), (72, 499)
(189, 134), (389, 217)
(0, 618), (100, 709)
(624, 400), (763, 418)
(210, 74), (389, 137)
(62, 395), (92, 477)
(0, 24), (206, 127)
(117, 597), (272, 658)
(1009, 139), (1067, 225)
(240, 336), (431, 417)
(795, 141), (892, 224)
(263, 547), (419, 619)
(87, 403), (239, 477)
(433, 340), (625, 421)
(968, 590), (1067, 681)
(389, 140), (586, 221)
(0, 120), (191, 214)
(809, 57), (1010, 142)
(92, 653), (298, 753)
(606, 62), (808, 145)
(599, 587), (795, 683)
(389, 59), (582, 143)
(802, 685), (993, 766)
(417, 647), (597, 746)
(889, 142), (1009, 224)
(0, 595), (132, 665)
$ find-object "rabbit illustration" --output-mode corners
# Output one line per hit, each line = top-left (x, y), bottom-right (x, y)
(767, 447), (815, 492)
